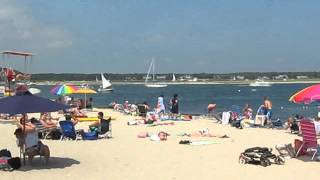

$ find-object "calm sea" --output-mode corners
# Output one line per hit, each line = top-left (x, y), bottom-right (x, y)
(34, 83), (319, 121)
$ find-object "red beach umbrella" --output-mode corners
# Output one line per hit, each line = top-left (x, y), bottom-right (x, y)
(289, 84), (320, 104)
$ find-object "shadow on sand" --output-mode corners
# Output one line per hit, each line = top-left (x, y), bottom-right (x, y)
(18, 157), (80, 171)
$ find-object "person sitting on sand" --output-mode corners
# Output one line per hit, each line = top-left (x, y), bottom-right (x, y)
(144, 111), (159, 124)
(243, 103), (253, 119)
(286, 117), (299, 134)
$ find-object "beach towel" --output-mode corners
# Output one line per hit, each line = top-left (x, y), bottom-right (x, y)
(179, 140), (220, 146)
(78, 116), (115, 122)
(222, 112), (230, 125)
(146, 122), (174, 127)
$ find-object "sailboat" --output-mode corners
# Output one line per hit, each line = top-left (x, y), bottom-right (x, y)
(95, 76), (99, 84)
(145, 58), (168, 88)
(172, 73), (176, 82)
(98, 73), (113, 92)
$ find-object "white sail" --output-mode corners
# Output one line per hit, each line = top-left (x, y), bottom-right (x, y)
(172, 73), (176, 82)
(101, 73), (112, 89)
(96, 76), (99, 83)
(98, 73), (113, 92)
(145, 58), (167, 88)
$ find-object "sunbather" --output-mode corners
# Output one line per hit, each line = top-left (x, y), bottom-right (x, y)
(39, 112), (58, 129)
(69, 107), (87, 117)
(137, 131), (169, 141)
(180, 128), (229, 138)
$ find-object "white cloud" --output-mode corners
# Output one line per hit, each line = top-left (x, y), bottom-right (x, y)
(0, 0), (72, 50)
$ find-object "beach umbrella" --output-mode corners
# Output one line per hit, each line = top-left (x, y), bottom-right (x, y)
(0, 90), (69, 115)
(289, 84), (320, 104)
(72, 87), (97, 108)
(50, 84), (79, 96)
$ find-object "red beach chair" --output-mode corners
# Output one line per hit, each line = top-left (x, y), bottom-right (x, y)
(295, 119), (319, 160)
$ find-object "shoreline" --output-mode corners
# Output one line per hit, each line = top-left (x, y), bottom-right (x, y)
(32, 80), (320, 86)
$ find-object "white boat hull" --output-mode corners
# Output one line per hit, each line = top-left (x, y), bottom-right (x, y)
(249, 82), (272, 87)
(98, 88), (113, 92)
(145, 84), (168, 88)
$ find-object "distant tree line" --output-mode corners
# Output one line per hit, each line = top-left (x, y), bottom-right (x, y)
(30, 72), (320, 82)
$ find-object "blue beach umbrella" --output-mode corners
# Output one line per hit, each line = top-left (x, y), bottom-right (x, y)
(0, 90), (69, 115)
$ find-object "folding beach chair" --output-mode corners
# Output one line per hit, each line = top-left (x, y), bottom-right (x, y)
(137, 104), (147, 117)
(30, 118), (57, 139)
(59, 121), (81, 141)
(98, 118), (112, 139)
(295, 119), (319, 160)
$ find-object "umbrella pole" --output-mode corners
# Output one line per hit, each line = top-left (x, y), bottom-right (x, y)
(22, 114), (26, 165)
(84, 93), (87, 109)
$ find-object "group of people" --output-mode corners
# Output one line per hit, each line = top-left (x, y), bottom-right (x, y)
(286, 114), (320, 135)
(13, 111), (110, 164)
(218, 96), (273, 128)
(56, 96), (93, 110)
(156, 94), (179, 116)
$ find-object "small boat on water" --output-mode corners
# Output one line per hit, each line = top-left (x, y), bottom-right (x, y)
(98, 73), (113, 92)
(145, 58), (168, 88)
(249, 80), (272, 87)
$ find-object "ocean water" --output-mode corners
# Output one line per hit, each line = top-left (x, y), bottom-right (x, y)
(34, 83), (319, 121)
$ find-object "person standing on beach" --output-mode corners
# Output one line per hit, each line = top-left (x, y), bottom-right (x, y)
(157, 95), (165, 114)
(170, 94), (179, 118)
(264, 97), (272, 124)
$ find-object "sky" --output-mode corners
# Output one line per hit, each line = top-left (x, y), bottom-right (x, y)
(0, 0), (319, 73)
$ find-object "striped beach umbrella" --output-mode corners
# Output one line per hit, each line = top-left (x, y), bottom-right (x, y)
(289, 84), (320, 104)
(50, 84), (79, 96)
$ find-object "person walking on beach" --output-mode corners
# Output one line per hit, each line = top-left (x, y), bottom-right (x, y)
(264, 97), (272, 125)
(170, 94), (179, 119)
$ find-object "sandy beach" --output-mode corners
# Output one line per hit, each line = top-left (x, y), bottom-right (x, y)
(0, 108), (319, 180)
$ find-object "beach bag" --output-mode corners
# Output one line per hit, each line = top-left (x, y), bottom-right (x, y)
(51, 129), (62, 140)
(0, 157), (20, 171)
(0, 149), (11, 158)
(82, 131), (98, 140)
(8, 157), (21, 170)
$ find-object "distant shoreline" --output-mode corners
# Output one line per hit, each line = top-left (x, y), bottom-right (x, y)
(32, 80), (320, 85)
